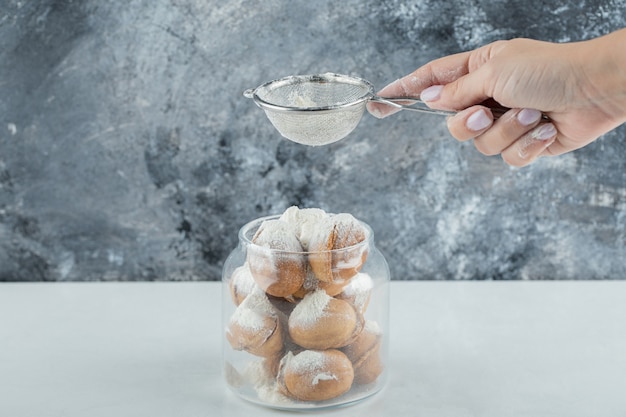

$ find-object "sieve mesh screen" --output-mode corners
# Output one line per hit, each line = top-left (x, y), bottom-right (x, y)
(247, 73), (374, 145)
(255, 76), (372, 109)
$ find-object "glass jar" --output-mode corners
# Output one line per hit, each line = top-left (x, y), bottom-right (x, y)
(221, 211), (390, 410)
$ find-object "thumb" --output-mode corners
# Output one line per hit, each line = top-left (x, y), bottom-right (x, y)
(367, 49), (478, 118)
(420, 67), (495, 111)
(366, 74), (433, 119)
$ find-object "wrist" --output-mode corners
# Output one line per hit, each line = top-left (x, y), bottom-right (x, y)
(578, 29), (626, 122)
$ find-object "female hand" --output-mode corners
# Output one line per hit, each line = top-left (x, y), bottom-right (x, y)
(367, 29), (626, 167)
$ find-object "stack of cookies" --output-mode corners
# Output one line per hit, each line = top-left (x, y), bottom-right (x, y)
(225, 207), (384, 403)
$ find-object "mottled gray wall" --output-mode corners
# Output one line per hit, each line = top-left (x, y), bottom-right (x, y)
(1, 0), (625, 281)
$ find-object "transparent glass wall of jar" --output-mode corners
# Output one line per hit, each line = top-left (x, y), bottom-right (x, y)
(222, 211), (390, 410)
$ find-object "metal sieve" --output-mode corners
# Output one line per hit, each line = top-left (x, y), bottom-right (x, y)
(244, 72), (548, 146)
(243, 72), (458, 146)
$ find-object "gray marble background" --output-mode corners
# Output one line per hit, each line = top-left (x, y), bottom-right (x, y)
(1, 0), (625, 282)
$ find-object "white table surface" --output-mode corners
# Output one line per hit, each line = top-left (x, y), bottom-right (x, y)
(1, 281), (625, 417)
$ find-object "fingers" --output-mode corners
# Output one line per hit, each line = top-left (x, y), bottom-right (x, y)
(367, 50), (473, 119)
(474, 108), (543, 154)
(367, 39), (561, 167)
(446, 107), (494, 141)
(446, 107), (557, 167)
(501, 124), (557, 167)
(418, 68), (494, 113)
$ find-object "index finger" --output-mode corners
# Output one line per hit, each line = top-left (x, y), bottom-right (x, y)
(367, 50), (473, 118)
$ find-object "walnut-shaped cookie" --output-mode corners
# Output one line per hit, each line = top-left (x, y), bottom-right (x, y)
(288, 289), (363, 350)
(279, 206), (328, 251)
(226, 289), (285, 357)
(229, 263), (258, 306)
(278, 349), (354, 402)
(341, 320), (383, 385)
(307, 213), (368, 283)
(336, 272), (373, 315)
(247, 219), (306, 298)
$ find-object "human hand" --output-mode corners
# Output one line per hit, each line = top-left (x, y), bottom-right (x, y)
(367, 29), (626, 167)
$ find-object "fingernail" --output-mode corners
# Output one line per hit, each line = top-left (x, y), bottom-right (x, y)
(466, 109), (492, 131)
(532, 123), (557, 140)
(420, 85), (444, 102)
(367, 103), (385, 119)
(370, 106), (399, 119)
(518, 137), (556, 160)
(517, 108), (542, 126)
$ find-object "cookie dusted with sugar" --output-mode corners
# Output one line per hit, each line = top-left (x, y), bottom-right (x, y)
(278, 349), (354, 402)
(229, 263), (258, 306)
(341, 320), (384, 385)
(222, 208), (389, 409)
(307, 213), (369, 283)
(279, 206), (328, 251)
(336, 272), (373, 315)
(226, 289), (286, 358)
(248, 219), (306, 298)
(288, 289), (363, 350)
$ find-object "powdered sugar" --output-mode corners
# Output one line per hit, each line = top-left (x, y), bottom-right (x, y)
(285, 351), (339, 387)
(231, 263), (257, 298)
(243, 360), (296, 405)
(258, 208), (368, 254)
(229, 288), (277, 332)
(341, 273), (373, 308)
(306, 212), (368, 254)
(288, 91), (319, 108)
(280, 206), (328, 250)
(289, 289), (331, 329)
(253, 219), (303, 252)
(312, 372), (338, 385)
(287, 350), (327, 374)
(305, 216), (335, 252)
(229, 305), (267, 333)
(332, 213), (367, 247)
(298, 220), (321, 251)
(256, 381), (294, 405)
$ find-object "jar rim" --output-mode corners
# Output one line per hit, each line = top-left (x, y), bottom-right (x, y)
(238, 213), (373, 255)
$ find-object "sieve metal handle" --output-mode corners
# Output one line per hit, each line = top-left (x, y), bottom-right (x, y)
(371, 96), (456, 117)
(371, 96), (550, 121)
